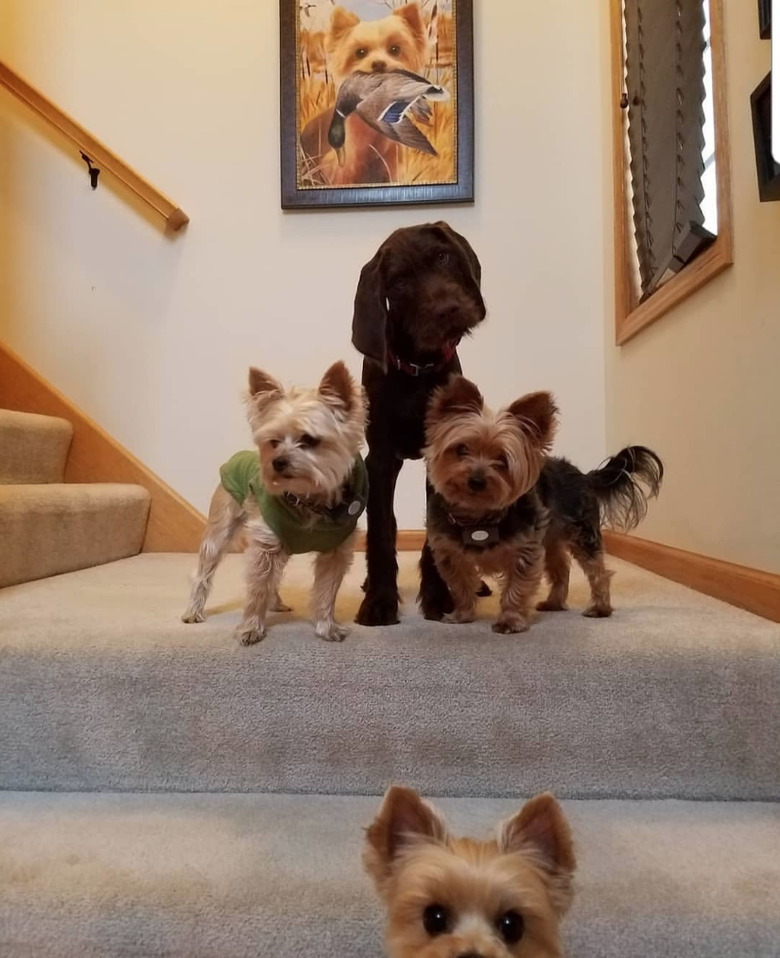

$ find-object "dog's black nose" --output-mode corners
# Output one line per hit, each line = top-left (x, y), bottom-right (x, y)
(272, 456), (289, 474)
(467, 473), (486, 492)
(456, 953), (484, 958)
(371, 60), (387, 73)
(434, 301), (460, 321)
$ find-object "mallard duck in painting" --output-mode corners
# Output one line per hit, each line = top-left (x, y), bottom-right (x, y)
(327, 69), (450, 164)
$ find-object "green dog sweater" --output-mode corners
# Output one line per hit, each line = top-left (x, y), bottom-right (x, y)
(219, 450), (367, 555)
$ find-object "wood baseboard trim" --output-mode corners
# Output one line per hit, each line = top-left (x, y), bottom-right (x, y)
(369, 528), (780, 622)
(604, 531), (780, 622)
(0, 342), (206, 552)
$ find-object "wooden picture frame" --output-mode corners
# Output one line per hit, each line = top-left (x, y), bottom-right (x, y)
(279, 0), (474, 210)
(757, 0), (771, 39)
(750, 73), (780, 202)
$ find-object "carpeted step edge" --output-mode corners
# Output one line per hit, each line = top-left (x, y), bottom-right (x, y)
(0, 409), (73, 484)
(0, 483), (150, 587)
(0, 791), (777, 958)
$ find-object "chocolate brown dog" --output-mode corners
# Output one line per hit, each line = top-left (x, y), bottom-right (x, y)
(352, 221), (487, 626)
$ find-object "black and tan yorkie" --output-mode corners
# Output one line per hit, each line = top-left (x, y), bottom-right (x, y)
(364, 785), (576, 958)
(422, 375), (663, 633)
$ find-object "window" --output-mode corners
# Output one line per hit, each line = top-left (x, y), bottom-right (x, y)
(610, 0), (733, 344)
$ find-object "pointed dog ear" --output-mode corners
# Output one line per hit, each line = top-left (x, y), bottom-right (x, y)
(352, 249), (388, 370)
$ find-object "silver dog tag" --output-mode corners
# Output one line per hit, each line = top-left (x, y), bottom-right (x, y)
(462, 525), (499, 547)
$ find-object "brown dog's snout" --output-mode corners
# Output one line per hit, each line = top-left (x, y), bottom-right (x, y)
(433, 300), (461, 323)
(467, 471), (487, 492)
(272, 456), (289, 474)
(371, 60), (387, 72)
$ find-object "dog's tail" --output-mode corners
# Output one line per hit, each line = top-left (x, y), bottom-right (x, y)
(587, 446), (663, 531)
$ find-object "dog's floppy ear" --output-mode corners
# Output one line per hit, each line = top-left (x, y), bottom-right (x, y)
(497, 793), (576, 915)
(352, 249), (388, 370)
(432, 221), (483, 288)
(364, 786), (449, 892)
(427, 375), (484, 429)
(507, 391), (557, 451)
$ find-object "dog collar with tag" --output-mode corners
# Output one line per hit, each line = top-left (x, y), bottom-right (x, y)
(219, 451), (367, 555)
(447, 510), (505, 548)
(283, 487), (365, 524)
(460, 524), (501, 547)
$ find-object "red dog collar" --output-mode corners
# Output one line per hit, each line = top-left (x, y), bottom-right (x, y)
(386, 341), (459, 377)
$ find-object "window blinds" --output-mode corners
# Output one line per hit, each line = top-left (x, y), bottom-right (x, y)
(623, 0), (714, 298)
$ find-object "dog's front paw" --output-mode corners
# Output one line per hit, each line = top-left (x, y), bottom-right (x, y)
(315, 620), (349, 642)
(418, 583), (455, 621)
(356, 592), (400, 627)
(238, 626), (266, 646)
(582, 604), (612, 618)
(181, 608), (206, 624)
(492, 614), (530, 635)
(443, 608), (476, 624)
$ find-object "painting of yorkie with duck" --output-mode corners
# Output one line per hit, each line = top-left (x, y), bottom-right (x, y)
(280, 0), (474, 208)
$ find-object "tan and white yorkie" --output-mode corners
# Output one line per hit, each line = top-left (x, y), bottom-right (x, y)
(182, 361), (367, 644)
(364, 786), (576, 958)
(423, 376), (663, 632)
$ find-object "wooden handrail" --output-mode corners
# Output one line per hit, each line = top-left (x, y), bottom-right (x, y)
(0, 61), (189, 231)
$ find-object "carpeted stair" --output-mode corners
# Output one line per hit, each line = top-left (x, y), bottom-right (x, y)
(1, 792), (778, 958)
(0, 408), (150, 587)
(0, 551), (778, 956)
(1, 555), (777, 799)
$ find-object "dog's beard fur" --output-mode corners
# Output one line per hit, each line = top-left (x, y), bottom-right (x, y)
(365, 787), (575, 958)
(246, 363), (365, 502)
(327, 3), (429, 85)
(424, 377), (557, 517)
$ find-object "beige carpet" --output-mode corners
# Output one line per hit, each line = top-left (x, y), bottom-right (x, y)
(0, 483), (150, 587)
(0, 791), (778, 957)
(1, 552), (777, 799)
(0, 408), (72, 484)
(0, 407), (150, 587)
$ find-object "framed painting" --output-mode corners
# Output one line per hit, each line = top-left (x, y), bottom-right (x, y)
(280, 0), (474, 209)
(757, 0), (771, 39)
(750, 73), (780, 202)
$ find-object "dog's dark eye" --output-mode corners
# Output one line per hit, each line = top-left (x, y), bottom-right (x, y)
(495, 454), (509, 469)
(389, 43), (401, 55)
(422, 904), (450, 937)
(355, 47), (368, 59)
(455, 443), (469, 458)
(269, 439), (281, 449)
(497, 910), (525, 944)
(299, 433), (321, 449)
(437, 250), (450, 265)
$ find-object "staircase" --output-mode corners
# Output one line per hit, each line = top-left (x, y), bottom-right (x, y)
(0, 408), (150, 587)
(0, 547), (778, 956)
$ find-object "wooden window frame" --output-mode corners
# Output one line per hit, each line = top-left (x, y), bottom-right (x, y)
(610, 0), (733, 345)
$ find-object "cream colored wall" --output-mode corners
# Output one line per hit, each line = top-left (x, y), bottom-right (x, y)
(603, 1), (780, 573)
(0, 0), (607, 528)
